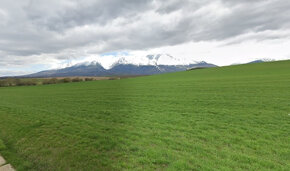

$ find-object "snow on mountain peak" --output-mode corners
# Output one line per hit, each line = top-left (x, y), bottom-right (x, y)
(108, 54), (198, 68)
(260, 58), (275, 62)
(66, 54), (199, 70)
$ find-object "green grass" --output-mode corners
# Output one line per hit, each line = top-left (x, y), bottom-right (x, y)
(0, 61), (289, 170)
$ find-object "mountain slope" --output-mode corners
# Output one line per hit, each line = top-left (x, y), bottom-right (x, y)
(248, 59), (275, 64)
(27, 62), (107, 77)
(24, 60), (217, 77)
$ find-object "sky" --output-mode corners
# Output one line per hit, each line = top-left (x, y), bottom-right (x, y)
(0, 0), (290, 76)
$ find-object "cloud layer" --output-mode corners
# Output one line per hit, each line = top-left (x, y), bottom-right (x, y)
(0, 0), (290, 76)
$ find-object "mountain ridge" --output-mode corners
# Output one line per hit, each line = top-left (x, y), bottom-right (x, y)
(19, 54), (216, 77)
(1, 57), (280, 78)
(24, 62), (216, 77)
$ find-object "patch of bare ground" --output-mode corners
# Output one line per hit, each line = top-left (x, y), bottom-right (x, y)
(0, 155), (15, 171)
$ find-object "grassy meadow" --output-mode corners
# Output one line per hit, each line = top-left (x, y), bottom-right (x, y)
(0, 61), (289, 170)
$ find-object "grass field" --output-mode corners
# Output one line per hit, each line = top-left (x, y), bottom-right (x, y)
(0, 61), (289, 170)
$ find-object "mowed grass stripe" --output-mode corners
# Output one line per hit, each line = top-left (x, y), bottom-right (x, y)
(0, 60), (289, 170)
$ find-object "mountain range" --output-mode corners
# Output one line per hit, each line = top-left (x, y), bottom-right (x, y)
(24, 54), (217, 77)
(2, 55), (277, 78)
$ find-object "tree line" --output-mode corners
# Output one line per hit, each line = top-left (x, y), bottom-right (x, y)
(0, 77), (95, 87)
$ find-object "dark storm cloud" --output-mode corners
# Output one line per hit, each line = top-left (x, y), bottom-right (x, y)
(0, 0), (290, 67)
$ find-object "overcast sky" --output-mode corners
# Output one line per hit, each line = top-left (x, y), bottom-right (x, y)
(1, 0), (290, 76)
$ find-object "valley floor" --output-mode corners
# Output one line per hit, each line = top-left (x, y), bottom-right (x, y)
(0, 61), (289, 170)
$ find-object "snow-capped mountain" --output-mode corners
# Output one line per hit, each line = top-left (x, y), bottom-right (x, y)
(23, 54), (217, 77)
(109, 54), (197, 68)
(248, 58), (275, 64)
(73, 54), (199, 69)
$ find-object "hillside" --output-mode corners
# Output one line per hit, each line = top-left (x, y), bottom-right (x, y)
(21, 54), (216, 78)
(0, 61), (289, 170)
(24, 62), (216, 78)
